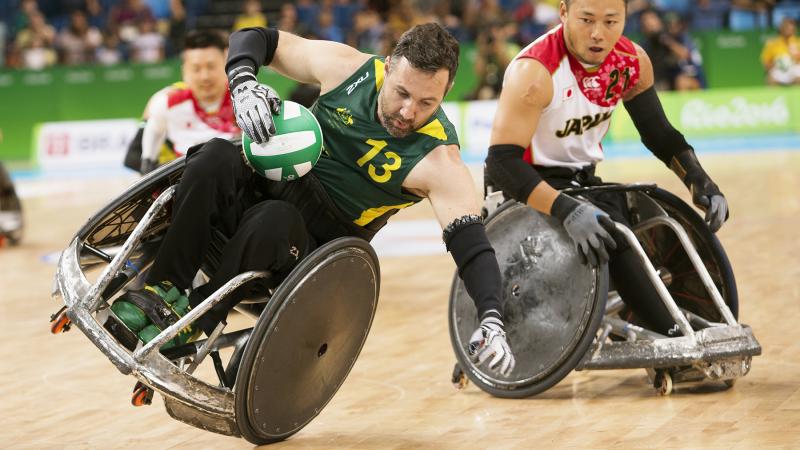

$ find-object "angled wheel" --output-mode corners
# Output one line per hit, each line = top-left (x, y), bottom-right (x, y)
(234, 237), (380, 445)
(449, 201), (608, 398)
(633, 187), (738, 322)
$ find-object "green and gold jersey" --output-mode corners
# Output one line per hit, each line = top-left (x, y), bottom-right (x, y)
(310, 56), (459, 227)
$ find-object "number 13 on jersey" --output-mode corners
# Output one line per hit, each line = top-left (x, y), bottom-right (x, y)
(356, 139), (402, 183)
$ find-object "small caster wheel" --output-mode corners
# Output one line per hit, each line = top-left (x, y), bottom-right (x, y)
(451, 363), (468, 390)
(49, 307), (71, 334)
(132, 382), (154, 407)
(654, 370), (673, 396)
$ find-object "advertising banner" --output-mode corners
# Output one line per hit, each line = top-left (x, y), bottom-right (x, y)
(36, 119), (139, 170)
(609, 87), (800, 142)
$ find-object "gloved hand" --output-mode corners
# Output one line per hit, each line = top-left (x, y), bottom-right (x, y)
(468, 314), (515, 377)
(670, 149), (728, 232)
(140, 158), (158, 175)
(550, 193), (617, 266)
(228, 66), (281, 144)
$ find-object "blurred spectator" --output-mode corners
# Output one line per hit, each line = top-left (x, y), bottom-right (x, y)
(15, 11), (56, 50)
(729, 0), (776, 30)
(167, 0), (187, 57)
(13, 0), (40, 34)
(665, 13), (707, 90)
(690, 0), (730, 31)
(625, 0), (653, 34)
(429, 1), (470, 42)
(513, 0), (559, 45)
(96, 30), (124, 65)
(350, 8), (384, 53)
(469, 21), (520, 100)
(296, 0), (321, 29)
(463, 0), (511, 39)
(130, 18), (164, 62)
(317, 8), (345, 42)
(109, 0), (156, 43)
(761, 16), (800, 85)
(22, 34), (57, 70)
(57, 10), (102, 65)
(233, 0), (267, 31)
(81, 0), (108, 30)
(640, 9), (706, 90)
(277, 3), (313, 37)
(332, 0), (360, 32)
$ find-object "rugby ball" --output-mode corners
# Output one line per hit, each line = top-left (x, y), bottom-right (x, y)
(241, 100), (324, 181)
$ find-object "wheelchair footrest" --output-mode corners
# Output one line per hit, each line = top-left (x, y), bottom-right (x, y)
(163, 396), (240, 437)
(577, 324), (761, 371)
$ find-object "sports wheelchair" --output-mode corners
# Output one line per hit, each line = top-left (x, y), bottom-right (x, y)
(450, 184), (761, 398)
(50, 158), (381, 445)
(0, 162), (23, 246)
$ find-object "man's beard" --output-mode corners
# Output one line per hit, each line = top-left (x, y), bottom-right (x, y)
(379, 98), (415, 138)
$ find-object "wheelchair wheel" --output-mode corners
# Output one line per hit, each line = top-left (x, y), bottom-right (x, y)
(75, 158), (184, 253)
(633, 187), (738, 322)
(449, 201), (608, 398)
(234, 237), (380, 445)
(0, 162), (23, 246)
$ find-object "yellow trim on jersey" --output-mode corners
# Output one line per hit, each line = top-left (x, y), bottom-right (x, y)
(171, 81), (188, 89)
(354, 201), (414, 226)
(415, 118), (448, 140)
(375, 59), (385, 91)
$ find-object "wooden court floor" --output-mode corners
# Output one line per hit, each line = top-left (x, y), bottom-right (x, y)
(1, 150), (799, 449)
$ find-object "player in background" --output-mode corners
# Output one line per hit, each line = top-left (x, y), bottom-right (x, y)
(485, 0), (728, 337)
(124, 29), (239, 174)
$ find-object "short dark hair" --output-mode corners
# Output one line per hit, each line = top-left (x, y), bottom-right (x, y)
(184, 29), (228, 51)
(390, 23), (460, 86)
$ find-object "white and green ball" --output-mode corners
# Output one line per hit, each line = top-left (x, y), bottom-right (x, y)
(241, 100), (324, 181)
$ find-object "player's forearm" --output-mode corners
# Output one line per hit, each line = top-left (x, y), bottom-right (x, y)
(141, 117), (167, 162)
(443, 216), (503, 319)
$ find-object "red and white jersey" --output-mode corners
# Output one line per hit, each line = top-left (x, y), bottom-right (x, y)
(515, 24), (640, 169)
(142, 83), (239, 160)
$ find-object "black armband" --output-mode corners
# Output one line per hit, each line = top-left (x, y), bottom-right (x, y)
(226, 27), (280, 85)
(623, 86), (692, 165)
(444, 217), (503, 318)
(485, 144), (543, 204)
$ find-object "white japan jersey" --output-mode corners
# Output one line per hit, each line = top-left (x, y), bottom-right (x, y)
(515, 25), (640, 169)
(142, 83), (239, 161)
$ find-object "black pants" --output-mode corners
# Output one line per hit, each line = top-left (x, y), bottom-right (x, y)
(146, 138), (369, 333)
(536, 165), (681, 337)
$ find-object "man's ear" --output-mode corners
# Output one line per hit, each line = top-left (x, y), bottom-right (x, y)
(385, 55), (392, 74)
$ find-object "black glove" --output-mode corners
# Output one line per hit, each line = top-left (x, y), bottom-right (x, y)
(228, 65), (282, 144)
(551, 193), (617, 267)
(670, 149), (728, 232)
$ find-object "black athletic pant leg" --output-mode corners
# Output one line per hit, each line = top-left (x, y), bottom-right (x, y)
(147, 138), (254, 290)
(191, 200), (314, 333)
